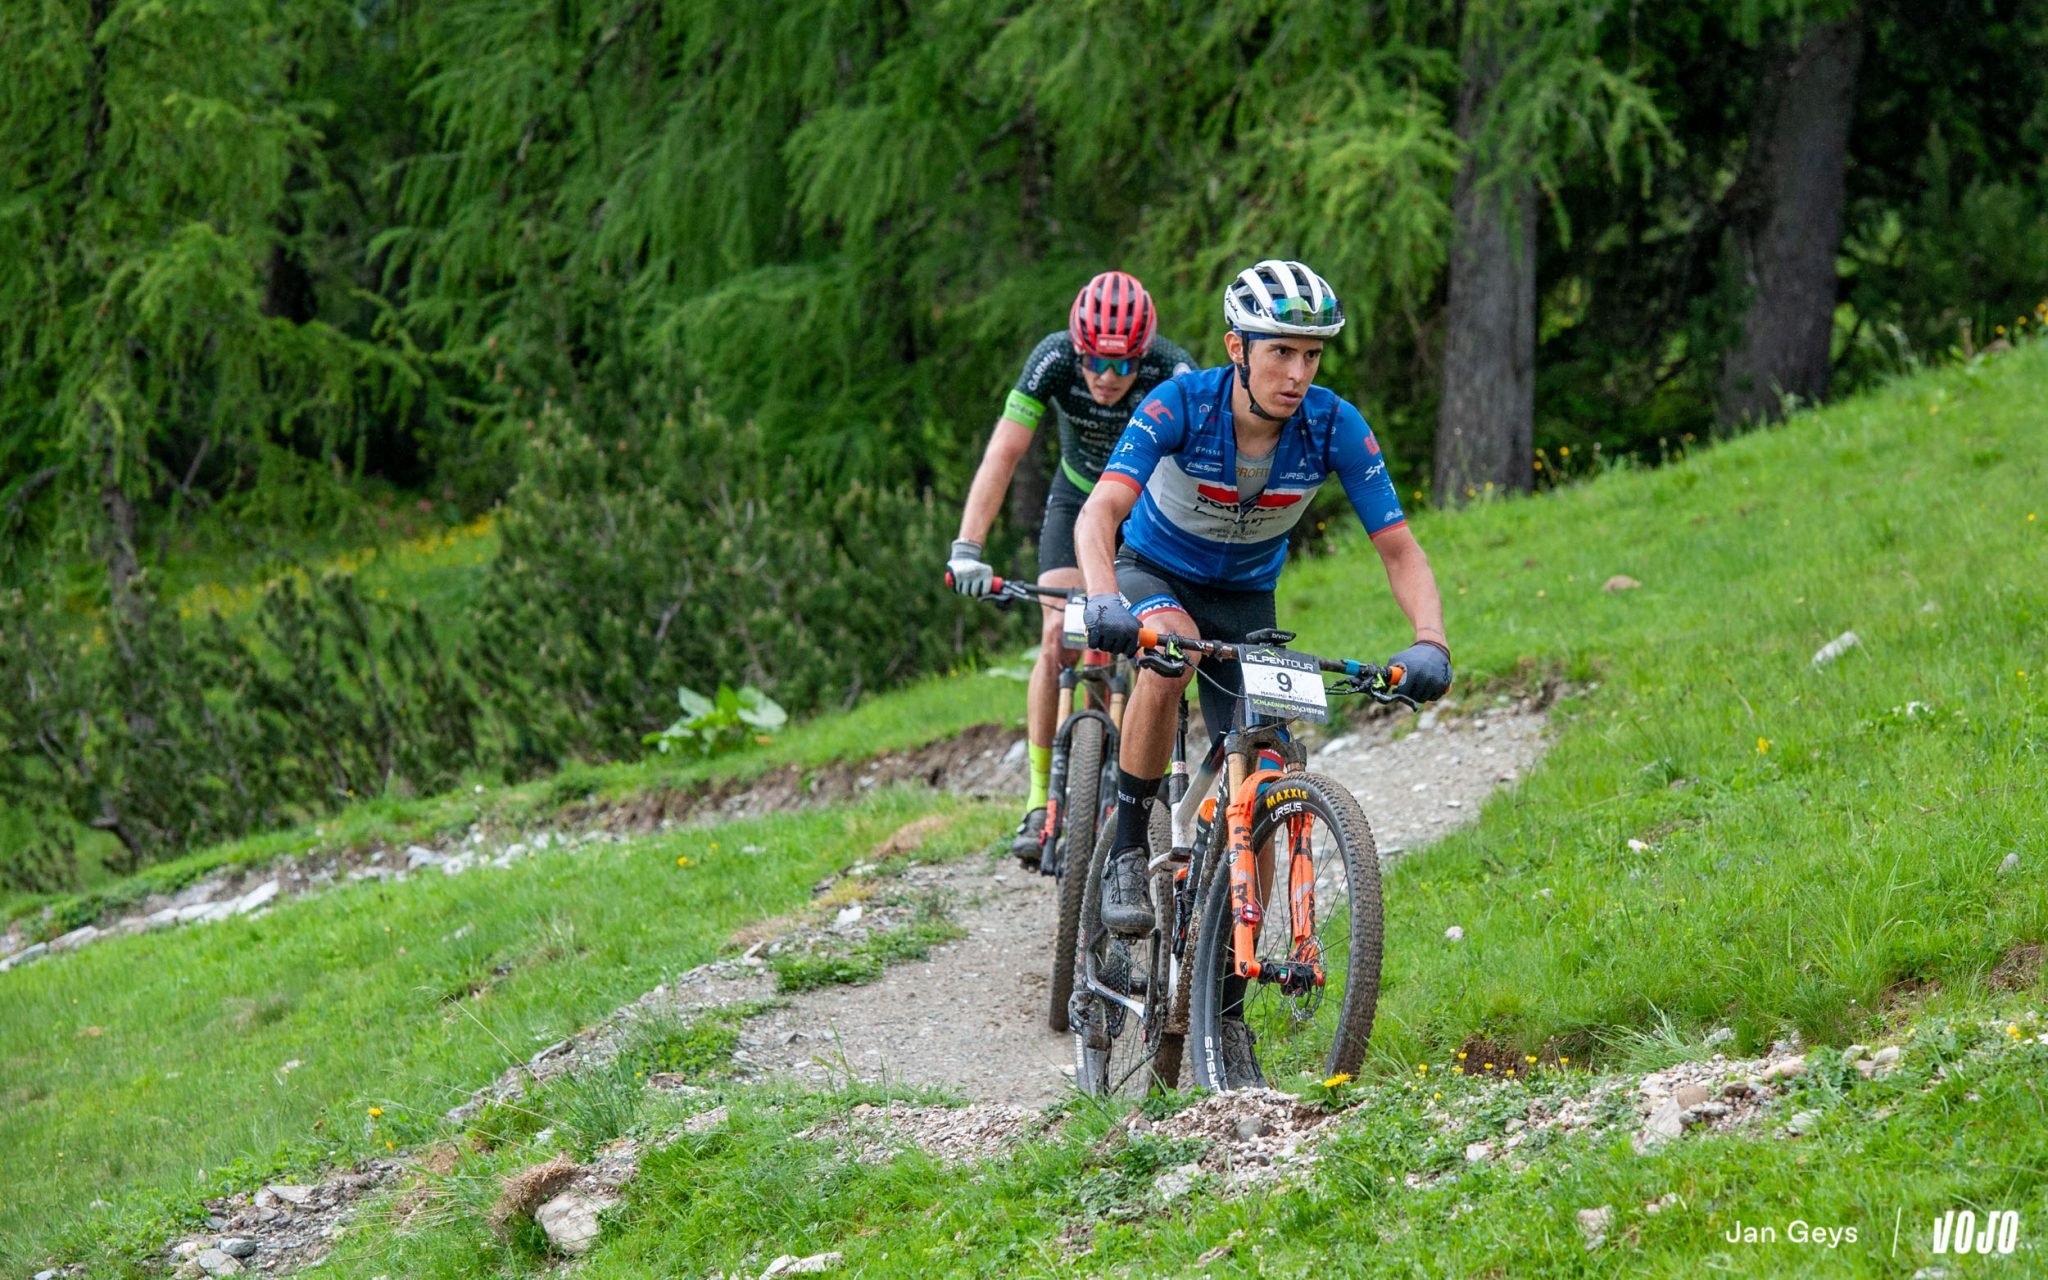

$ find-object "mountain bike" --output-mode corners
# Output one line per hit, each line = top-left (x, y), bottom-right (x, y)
(1068, 626), (1411, 1095)
(949, 574), (1129, 1032)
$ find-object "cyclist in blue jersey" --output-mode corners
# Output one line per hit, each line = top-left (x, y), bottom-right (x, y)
(1075, 259), (1453, 937)
(947, 271), (1196, 865)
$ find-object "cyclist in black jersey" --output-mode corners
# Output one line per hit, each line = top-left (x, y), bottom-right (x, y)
(946, 271), (1197, 863)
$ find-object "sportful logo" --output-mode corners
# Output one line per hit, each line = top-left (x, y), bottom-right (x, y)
(1931, 1210), (2021, 1256)
(1142, 400), (1175, 424)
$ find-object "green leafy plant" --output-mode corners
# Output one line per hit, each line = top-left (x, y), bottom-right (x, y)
(642, 684), (789, 759)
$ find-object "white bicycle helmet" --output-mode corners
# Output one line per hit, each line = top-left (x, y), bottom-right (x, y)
(1222, 259), (1346, 337)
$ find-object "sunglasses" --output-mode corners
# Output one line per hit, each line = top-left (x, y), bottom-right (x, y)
(1272, 295), (1339, 322)
(1081, 354), (1139, 376)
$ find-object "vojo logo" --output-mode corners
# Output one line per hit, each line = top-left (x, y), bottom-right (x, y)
(1931, 1209), (2021, 1256)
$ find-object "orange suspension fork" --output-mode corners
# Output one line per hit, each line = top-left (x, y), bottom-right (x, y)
(1224, 766), (1287, 980)
(1286, 813), (1319, 965)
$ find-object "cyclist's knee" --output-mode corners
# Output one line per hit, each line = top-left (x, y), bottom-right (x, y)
(1038, 620), (1078, 666)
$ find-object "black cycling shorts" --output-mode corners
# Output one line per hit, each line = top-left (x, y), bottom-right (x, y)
(1037, 468), (1090, 573)
(1113, 547), (1277, 743)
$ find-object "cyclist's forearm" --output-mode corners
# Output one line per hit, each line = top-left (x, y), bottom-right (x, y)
(1374, 528), (1449, 652)
(956, 417), (1035, 545)
(1076, 481), (1135, 596)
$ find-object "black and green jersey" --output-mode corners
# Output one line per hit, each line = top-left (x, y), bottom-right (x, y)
(1004, 332), (1197, 491)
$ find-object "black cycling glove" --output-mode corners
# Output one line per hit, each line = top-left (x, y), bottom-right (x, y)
(1386, 640), (1453, 704)
(1084, 594), (1144, 656)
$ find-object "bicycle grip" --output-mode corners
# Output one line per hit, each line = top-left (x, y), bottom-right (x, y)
(1387, 663), (1405, 687)
(1138, 626), (1159, 648)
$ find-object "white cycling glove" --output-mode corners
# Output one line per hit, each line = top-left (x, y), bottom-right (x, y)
(947, 539), (994, 597)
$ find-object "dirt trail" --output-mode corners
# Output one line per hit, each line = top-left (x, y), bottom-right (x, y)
(735, 698), (1550, 1105)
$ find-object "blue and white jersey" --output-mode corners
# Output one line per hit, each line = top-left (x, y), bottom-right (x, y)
(1099, 366), (1406, 590)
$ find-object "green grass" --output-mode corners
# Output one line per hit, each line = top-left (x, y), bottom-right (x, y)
(1275, 343), (2044, 1068)
(293, 1012), (2048, 1278)
(0, 790), (1002, 1272)
(4, 342), (2044, 1275)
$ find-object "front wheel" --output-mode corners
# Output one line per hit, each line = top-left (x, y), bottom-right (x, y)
(1189, 771), (1383, 1090)
(1047, 714), (1107, 1032)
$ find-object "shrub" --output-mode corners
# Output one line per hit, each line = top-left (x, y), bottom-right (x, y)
(473, 404), (1013, 758)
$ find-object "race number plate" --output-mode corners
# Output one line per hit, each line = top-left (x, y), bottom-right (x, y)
(1239, 647), (1329, 723)
(1064, 596), (1088, 648)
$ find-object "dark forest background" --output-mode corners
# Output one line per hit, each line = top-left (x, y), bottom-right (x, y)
(3, 0), (2045, 882)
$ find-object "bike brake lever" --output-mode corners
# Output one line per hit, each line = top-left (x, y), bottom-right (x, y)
(1136, 651), (1188, 678)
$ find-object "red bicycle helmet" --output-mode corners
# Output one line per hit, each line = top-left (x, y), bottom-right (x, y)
(1068, 270), (1157, 359)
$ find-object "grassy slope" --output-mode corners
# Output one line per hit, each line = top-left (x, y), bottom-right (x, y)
(3, 344), (2043, 1275)
(0, 792), (1003, 1271)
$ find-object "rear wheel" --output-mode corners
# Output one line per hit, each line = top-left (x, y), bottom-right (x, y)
(1189, 771), (1383, 1090)
(1047, 714), (1107, 1032)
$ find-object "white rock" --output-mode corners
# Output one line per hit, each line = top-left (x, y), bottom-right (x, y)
(761, 1253), (845, 1277)
(1811, 630), (1861, 667)
(264, 1183), (316, 1207)
(834, 903), (864, 927)
(1152, 1163), (1202, 1201)
(1760, 1056), (1807, 1082)
(405, 845), (443, 870)
(236, 881), (281, 915)
(51, 924), (100, 951)
(1640, 1098), (1685, 1144)
(1001, 738), (1028, 766)
(1871, 1045), (1901, 1067)
(1464, 1141), (1492, 1162)
(1444, 926), (1464, 942)
(535, 1189), (617, 1256)
(1999, 852), (2020, 875)
(1576, 1205), (1613, 1249)
(194, 1248), (244, 1276)
(1785, 1109), (1823, 1136)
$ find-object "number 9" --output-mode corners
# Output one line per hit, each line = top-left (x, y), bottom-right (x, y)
(1275, 672), (1292, 693)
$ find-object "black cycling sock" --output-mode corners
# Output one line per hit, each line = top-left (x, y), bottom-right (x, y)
(1113, 768), (1161, 853)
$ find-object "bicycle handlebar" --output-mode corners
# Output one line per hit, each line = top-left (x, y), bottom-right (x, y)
(944, 572), (1075, 603)
(1135, 628), (1408, 700)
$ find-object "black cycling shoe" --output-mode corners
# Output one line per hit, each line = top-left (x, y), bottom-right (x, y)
(1010, 808), (1047, 868)
(1100, 846), (1155, 934)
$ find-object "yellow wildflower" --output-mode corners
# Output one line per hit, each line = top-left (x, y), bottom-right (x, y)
(368, 1107), (383, 1118)
(1323, 1073), (1353, 1088)
(1757, 737), (1772, 755)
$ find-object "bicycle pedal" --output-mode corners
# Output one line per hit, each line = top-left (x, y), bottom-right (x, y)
(1146, 847), (1190, 873)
